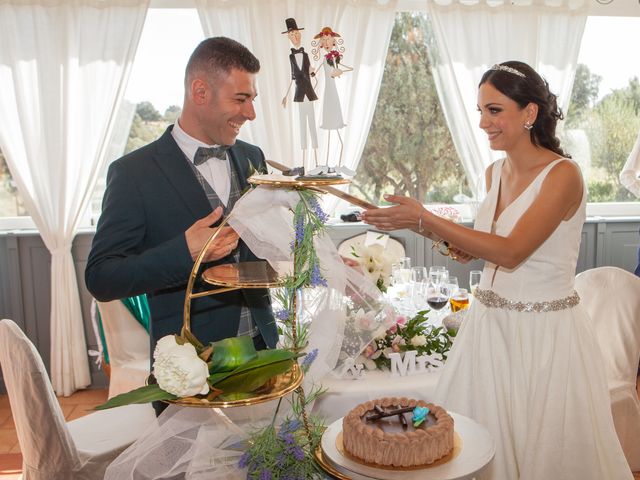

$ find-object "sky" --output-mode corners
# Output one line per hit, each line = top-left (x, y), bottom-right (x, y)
(124, 11), (640, 113)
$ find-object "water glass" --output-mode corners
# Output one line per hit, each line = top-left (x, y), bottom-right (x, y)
(447, 276), (459, 294)
(411, 266), (428, 284)
(429, 266), (448, 286)
(469, 270), (482, 295)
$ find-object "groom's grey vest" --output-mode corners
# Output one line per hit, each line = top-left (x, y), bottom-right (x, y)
(188, 158), (256, 337)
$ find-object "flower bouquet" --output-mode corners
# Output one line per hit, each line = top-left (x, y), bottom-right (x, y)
(325, 49), (342, 67)
(357, 309), (455, 371)
(348, 241), (394, 293)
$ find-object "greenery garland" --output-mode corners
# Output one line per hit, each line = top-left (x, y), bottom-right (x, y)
(241, 189), (330, 479)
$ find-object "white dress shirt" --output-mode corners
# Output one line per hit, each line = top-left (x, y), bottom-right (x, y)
(171, 120), (231, 206)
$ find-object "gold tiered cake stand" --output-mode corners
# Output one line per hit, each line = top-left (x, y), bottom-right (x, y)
(176, 167), (361, 409)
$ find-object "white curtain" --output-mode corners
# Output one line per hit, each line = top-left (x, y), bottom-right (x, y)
(195, 0), (397, 212)
(426, 0), (587, 201)
(0, 0), (148, 396)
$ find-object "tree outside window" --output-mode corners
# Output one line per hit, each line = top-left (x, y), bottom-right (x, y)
(564, 64), (640, 203)
(351, 13), (470, 207)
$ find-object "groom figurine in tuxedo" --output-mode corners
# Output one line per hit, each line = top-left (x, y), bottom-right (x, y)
(281, 17), (319, 170)
(86, 38), (278, 390)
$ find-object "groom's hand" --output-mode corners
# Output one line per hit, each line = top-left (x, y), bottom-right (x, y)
(185, 207), (239, 262)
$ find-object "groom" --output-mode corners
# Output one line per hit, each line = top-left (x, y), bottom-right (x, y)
(86, 37), (278, 366)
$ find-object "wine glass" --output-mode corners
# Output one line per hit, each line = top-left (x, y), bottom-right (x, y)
(411, 266), (428, 284)
(426, 278), (451, 325)
(429, 266), (448, 286)
(450, 288), (470, 312)
(469, 270), (482, 296)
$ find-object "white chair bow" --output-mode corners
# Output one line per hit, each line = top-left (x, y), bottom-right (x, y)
(575, 267), (640, 470)
(0, 319), (156, 480)
(96, 300), (150, 398)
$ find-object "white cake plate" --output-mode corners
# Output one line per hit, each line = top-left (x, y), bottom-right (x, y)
(320, 413), (495, 480)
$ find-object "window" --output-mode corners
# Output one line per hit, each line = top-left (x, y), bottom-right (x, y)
(351, 13), (470, 209)
(89, 8), (202, 217)
(0, 149), (27, 218)
(1, 8), (639, 230)
(563, 16), (640, 213)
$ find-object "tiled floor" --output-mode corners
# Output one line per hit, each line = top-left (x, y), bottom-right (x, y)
(0, 388), (108, 480)
(0, 387), (638, 479)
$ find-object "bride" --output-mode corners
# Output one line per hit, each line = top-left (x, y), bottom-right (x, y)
(362, 61), (633, 479)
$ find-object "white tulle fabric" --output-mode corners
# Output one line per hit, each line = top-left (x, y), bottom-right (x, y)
(105, 185), (391, 479)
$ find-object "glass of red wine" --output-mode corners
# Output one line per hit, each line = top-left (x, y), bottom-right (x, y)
(426, 278), (451, 325)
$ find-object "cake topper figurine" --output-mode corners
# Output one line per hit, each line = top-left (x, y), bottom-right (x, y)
(310, 26), (355, 177)
(281, 17), (319, 173)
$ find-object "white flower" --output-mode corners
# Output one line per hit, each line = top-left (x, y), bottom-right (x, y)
(354, 308), (377, 331)
(153, 335), (209, 397)
(352, 244), (394, 290)
(356, 354), (377, 371)
(410, 334), (427, 347)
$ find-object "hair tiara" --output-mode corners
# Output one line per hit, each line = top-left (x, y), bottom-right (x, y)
(490, 64), (526, 78)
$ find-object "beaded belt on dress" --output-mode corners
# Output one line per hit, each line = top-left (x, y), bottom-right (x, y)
(474, 288), (580, 312)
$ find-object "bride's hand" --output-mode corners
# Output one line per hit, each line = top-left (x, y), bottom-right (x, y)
(361, 194), (425, 231)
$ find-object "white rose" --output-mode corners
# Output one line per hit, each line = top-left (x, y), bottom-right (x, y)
(153, 335), (209, 397)
(410, 335), (427, 347)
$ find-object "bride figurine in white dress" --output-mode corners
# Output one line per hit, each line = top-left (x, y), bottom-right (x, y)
(361, 61), (633, 479)
(309, 26), (354, 177)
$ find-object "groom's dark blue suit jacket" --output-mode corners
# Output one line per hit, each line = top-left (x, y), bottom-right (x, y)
(85, 126), (278, 349)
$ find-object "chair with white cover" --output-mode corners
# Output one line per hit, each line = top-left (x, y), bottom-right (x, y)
(0, 319), (156, 480)
(96, 300), (150, 398)
(574, 267), (640, 471)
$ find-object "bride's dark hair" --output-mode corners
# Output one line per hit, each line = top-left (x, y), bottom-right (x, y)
(479, 61), (570, 158)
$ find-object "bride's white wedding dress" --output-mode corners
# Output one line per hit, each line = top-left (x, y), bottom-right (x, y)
(434, 158), (632, 479)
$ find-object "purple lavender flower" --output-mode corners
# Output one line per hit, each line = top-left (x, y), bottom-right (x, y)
(278, 432), (295, 445)
(275, 309), (290, 321)
(294, 216), (305, 245)
(275, 452), (287, 468)
(310, 199), (329, 224)
(279, 418), (301, 434)
(238, 451), (250, 469)
(309, 263), (328, 287)
(301, 348), (318, 371)
(291, 445), (305, 461)
(259, 469), (272, 480)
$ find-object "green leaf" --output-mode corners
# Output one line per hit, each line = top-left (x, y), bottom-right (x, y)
(94, 383), (177, 410)
(214, 359), (295, 393)
(208, 349), (299, 387)
(209, 336), (258, 374)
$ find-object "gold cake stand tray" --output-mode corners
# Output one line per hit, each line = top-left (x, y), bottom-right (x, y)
(164, 363), (303, 409)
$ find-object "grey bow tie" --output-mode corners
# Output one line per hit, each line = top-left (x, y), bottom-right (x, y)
(193, 145), (229, 166)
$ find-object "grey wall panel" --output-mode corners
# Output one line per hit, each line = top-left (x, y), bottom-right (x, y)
(603, 223), (639, 271)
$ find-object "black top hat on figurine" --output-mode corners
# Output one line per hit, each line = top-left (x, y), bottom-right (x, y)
(281, 17), (303, 34)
